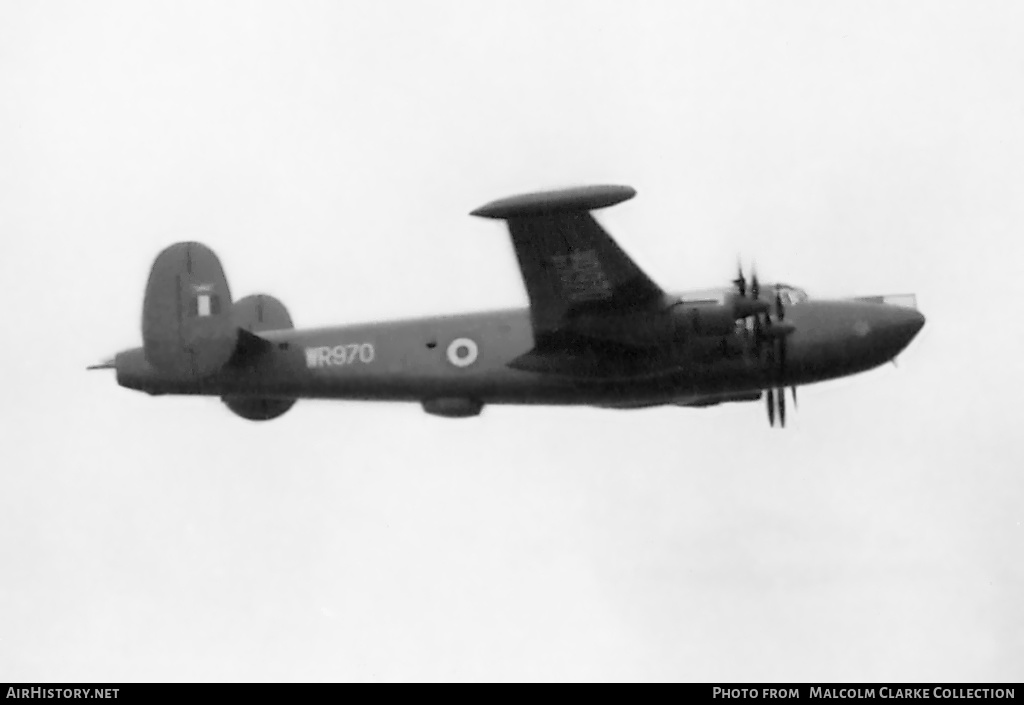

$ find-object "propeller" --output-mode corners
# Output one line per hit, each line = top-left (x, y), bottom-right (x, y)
(771, 284), (788, 427)
(730, 264), (797, 428)
(733, 261), (747, 298)
(750, 265), (764, 346)
(769, 385), (799, 427)
(778, 382), (786, 427)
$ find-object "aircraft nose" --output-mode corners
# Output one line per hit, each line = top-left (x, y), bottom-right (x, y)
(904, 308), (926, 337)
(867, 306), (925, 359)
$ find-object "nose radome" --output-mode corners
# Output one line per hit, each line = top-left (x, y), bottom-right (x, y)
(877, 305), (925, 358)
(893, 305), (925, 337)
(905, 308), (925, 336)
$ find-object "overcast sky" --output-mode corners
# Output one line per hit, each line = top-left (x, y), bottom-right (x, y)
(1, 0), (1022, 682)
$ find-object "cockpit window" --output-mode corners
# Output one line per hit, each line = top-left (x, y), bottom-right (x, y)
(775, 284), (808, 306)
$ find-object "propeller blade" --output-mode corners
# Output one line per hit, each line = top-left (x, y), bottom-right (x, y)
(751, 268), (760, 300)
(733, 261), (747, 298)
(791, 386), (798, 408)
(778, 386), (786, 427)
(767, 387), (775, 427)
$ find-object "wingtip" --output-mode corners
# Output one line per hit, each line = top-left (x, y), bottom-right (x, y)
(471, 184), (637, 219)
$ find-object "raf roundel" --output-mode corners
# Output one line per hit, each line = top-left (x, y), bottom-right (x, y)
(446, 338), (479, 368)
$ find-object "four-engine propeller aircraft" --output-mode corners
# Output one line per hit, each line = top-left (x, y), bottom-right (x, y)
(90, 185), (925, 426)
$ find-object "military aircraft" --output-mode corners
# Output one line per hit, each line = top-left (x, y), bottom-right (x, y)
(90, 185), (924, 427)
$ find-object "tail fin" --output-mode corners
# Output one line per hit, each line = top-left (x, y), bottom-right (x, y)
(226, 293), (294, 359)
(142, 242), (237, 377)
(222, 293), (296, 420)
(232, 293), (293, 333)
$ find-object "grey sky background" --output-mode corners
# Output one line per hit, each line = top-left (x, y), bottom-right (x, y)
(1, 0), (1022, 682)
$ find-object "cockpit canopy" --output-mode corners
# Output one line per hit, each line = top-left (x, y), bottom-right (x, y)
(675, 283), (808, 307)
(774, 283), (808, 306)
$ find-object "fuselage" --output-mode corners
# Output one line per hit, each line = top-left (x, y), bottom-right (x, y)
(114, 287), (925, 409)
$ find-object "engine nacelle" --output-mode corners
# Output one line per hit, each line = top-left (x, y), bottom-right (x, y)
(668, 302), (738, 338)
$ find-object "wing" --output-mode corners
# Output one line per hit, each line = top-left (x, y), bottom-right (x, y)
(472, 185), (670, 361)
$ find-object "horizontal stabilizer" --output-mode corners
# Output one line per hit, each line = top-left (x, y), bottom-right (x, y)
(233, 328), (274, 358)
(227, 294), (294, 364)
